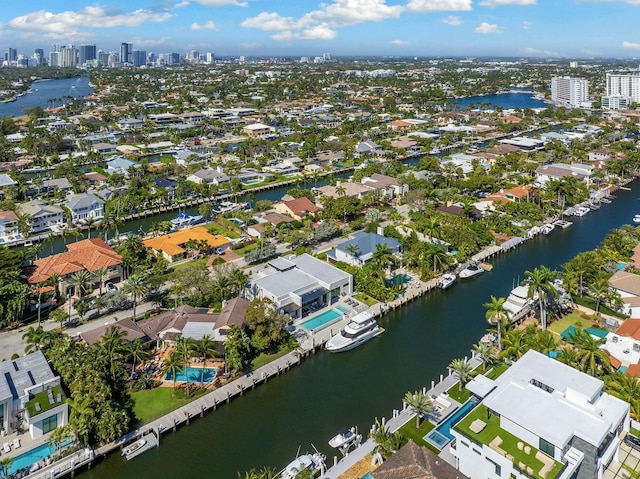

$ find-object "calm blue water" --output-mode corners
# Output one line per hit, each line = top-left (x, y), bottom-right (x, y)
(165, 367), (216, 383)
(0, 77), (93, 118)
(299, 308), (345, 331)
(452, 92), (548, 110)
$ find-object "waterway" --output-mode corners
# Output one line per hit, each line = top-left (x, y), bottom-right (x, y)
(80, 181), (640, 479)
(451, 92), (549, 110)
(0, 77), (93, 118)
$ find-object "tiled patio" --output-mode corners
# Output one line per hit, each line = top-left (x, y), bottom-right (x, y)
(604, 441), (640, 479)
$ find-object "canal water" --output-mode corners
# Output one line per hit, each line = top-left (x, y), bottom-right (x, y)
(0, 77), (93, 119)
(452, 92), (549, 110)
(80, 181), (640, 479)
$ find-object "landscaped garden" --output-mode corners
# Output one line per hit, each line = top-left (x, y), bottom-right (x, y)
(131, 386), (209, 425)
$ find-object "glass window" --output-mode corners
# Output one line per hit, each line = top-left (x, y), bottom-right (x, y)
(486, 458), (502, 476)
(539, 437), (554, 457)
(42, 414), (57, 434)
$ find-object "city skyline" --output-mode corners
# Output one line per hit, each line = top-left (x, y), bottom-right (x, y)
(2, 1), (640, 59)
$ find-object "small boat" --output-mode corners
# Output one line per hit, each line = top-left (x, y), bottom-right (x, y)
(553, 219), (573, 229)
(573, 206), (590, 217)
(325, 312), (383, 352)
(601, 197), (612, 204)
(541, 224), (555, 235)
(634, 215), (640, 224)
(170, 213), (204, 228)
(328, 427), (362, 451)
(279, 451), (326, 479)
(459, 264), (484, 279)
(437, 273), (456, 290)
(122, 439), (146, 458)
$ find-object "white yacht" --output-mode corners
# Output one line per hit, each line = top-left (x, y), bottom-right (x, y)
(437, 273), (457, 289)
(541, 224), (555, 235)
(325, 312), (383, 352)
(503, 285), (533, 318)
(170, 213), (204, 228)
(279, 451), (326, 479)
(459, 264), (484, 279)
(633, 214), (640, 224)
(573, 206), (590, 217)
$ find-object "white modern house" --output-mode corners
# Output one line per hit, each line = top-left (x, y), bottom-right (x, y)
(327, 231), (402, 266)
(246, 254), (353, 319)
(0, 351), (68, 440)
(0, 211), (20, 244)
(451, 350), (629, 479)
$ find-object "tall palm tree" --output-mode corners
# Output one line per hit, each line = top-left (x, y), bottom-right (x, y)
(606, 372), (640, 420)
(99, 326), (128, 385)
(403, 390), (433, 428)
(92, 267), (110, 295)
(67, 394), (96, 446)
(163, 351), (186, 391)
(501, 328), (529, 360)
(472, 342), (498, 372)
(127, 338), (149, 379)
(590, 274), (611, 317)
(483, 296), (512, 352)
(229, 268), (249, 298)
(194, 335), (220, 384)
(123, 274), (149, 321)
(69, 269), (93, 299)
(84, 217), (97, 238)
(523, 265), (557, 330)
(372, 243), (394, 275)
(424, 243), (448, 273)
(449, 358), (474, 392)
(421, 218), (441, 242)
(567, 328), (611, 377)
(175, 337), (195, 393)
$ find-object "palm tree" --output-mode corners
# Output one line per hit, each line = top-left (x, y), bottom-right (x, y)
(163, 351), (186, 391)
(194, 335), (220, 384)
(606, 372), (640, 420)
(100, 326), (128, 385)
(369, 419), (393, 460)
(449, 358), (474, 392)
(590, 274), (611, 317)
(84, 217), (97, 238)
(501, 328), (529, 360)
(92, 267), (110, 295)
(483, 296), (512, 352)
(345, 244), (361, 262)
(372, 243), (395, 275)
(0, 456), (13, 478)
(404, 390), (433, 428)
(472, 342), (498, 372)
(123, 274), (149, 321)
(335, 184), (346, 197)
(423, 243), (448, 273)
(127, 338), (149, 379)
(523, 265), (557, 330)
(229, 268), (249, 298)
(69, 269), (93, 299)
(67, 394), (95, 446)
(422, 218), (441, 242)
(567, 328), (611, 377)
(175, 337), (195, 393)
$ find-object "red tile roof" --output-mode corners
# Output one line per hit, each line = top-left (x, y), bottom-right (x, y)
(27, 238), (121, 284)
(616, 318), (640, 341)
(283, 197), (319, 216)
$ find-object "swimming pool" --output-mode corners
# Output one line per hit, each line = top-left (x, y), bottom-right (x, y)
(299, 306), (349, 331)
(425, 397), (479, 449)
(9, 440), (72, 475)
(242, 179), (261, 186)
(165, 367), (217, 383)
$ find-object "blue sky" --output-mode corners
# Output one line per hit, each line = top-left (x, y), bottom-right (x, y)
(2, 0), (640, 59)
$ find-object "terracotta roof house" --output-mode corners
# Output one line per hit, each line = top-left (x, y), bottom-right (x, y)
(80, 319), (147, 347)
(315, 182), (373, 201)
(137, 298), (249, 346)
(26, 238), (122, 297)
(273, 197), (320, 221)
(143, 226), (231, 263)
(372, 440), (469, 479)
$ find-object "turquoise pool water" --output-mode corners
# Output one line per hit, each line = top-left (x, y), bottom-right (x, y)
(299, 307), (348, 331)
(386, 274), (411, 286)
(9, 440), (72, 475)
(165, 367), (217, 383)
(561, 325), (609, 340)
(620, 365), (628, 372)
(425, 397), (479, 448)
(242, 179), (261, 186)
(361, 473), (374, 479)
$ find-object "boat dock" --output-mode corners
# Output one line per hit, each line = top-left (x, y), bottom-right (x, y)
(122, 432), (159, 460)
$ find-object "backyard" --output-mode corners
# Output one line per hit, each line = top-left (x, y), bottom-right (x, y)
(131, 386), (209, 425)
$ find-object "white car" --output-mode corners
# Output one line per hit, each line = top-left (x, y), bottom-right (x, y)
(105, 282), (117, 294)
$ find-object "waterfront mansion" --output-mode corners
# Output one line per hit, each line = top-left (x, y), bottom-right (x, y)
(452, 350), (629, 479)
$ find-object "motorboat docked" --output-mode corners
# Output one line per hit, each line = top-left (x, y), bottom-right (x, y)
(459, 264), (484, 279)
(328, 427), (362, 452)
(437, 273), (457, 290)
(279, 451), (326, 479)
(122, 439), (146, 459)
(502, 285), (533, 318)
(634, 215), (640, 224)
(541, 224), (555, 235)
(171, 213), (204, 228)
(573, 206), (590, 217)
(213, 201), (247, 215)
(553, 219), (573, 229)
(325, 311), (383, 352)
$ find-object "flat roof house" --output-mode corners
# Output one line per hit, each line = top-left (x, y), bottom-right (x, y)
(0, 350), (68, 440)
(452, 350), (629, 479)
(327, 231), (402, 266)
(247, 254), (352, 319)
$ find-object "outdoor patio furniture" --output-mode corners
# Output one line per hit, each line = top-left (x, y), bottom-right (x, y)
(13, 438), (20, 449)
(3, 442), (10, 453)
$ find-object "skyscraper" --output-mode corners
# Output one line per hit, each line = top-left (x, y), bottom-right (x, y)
(60, 45), (78, 67)
(79, 45), (96, 66)
(131, 50), (147, 67)
(550, 76), (589, 108)
(49, 51), (60, 67)
(6, 48), (17, 63)
(34, 49), (45, 66)
(120, 42), (132, 64)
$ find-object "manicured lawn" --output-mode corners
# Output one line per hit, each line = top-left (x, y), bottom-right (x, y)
(131, 386), (209, 425)
(485, 362), (509, 380)
(252, 346), (292, 370)
(353, 293), (379, 307)
(456, 405), (564, 479)
(447, 383), (471, 403)
(548, 312), (590, 335)
(572, 295), (629, 319)
(170, 257), (208, 272)
(232, 243), (258, 257)
(397, 419), (438, 453)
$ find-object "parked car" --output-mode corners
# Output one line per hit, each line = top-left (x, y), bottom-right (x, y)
(105, 282), (117, 294)
(625, 434), (640, 452)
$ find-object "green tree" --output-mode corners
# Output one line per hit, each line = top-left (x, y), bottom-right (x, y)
(194, 335), (220, 384)
(127, 338), (149, 379)
(225, 325), (253, 374)
(404, 390), (433, 428)
(122, 274), (149, 321)
(567, 328), (611, 377)
(244, 298), (289, 351)
(163, 351), (186, 391)
(484, 296), (512, 352)
(0, 457), (13, 478)
(606, 372), (640, 420)
(523, 266), (557, 330)
(449, 358), (474, 392)
(69, 269), (93, 299)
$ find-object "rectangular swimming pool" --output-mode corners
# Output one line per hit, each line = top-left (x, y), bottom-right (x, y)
(299, 307), (347, 331)
(165, 366), (217, 383)
(425, 397), (479, 449)
(9, 440), (72, 475)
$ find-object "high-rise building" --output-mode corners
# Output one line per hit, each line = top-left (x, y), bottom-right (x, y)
(34, 49), (45, 66)
(120, 42), (132, 65)
(107, 53), (118, 67)
(550, 76), (589, 107)
(6, 48), (17, 63)
(60, 45), (78, 67)
(206, 52), (215, 64)
(51, 43), (59, 53)
(97, 50), (109, 66)
(79, 45), (96, 66)
(131, 50), (147, 67)
(604, 73), (640, 109)
(49, 51), (60, 67)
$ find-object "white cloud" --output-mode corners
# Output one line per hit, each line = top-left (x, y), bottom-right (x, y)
(442, 15), (463, 25)
(522, 21), (532, 29)
(8, 6), (172, 33)
(479, 0), (536, 6)
(190, 20), (218, 30)
(391, 39), (410, 44)
(190, 0), (248, 6)
(474, 22), (501, 33)
(240, 12), (302, 31)
(578, 0), (640, 5)
(622, 41), (640, 49)
(521, 47), (563, 57)
(175, 1), (190, 7)
(272, 25), (338, 41)
(405, 0), (472, 12)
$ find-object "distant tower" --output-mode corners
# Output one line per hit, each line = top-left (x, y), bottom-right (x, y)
(34, 49), (45, 66)
(79, 45), (96, 66)
(120, 42), (132, 64)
